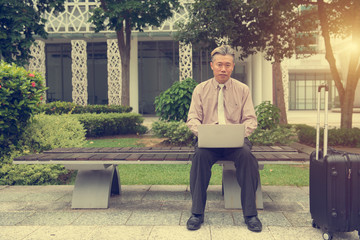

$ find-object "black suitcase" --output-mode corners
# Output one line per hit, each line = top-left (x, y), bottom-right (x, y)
(310, 85), (360, 240)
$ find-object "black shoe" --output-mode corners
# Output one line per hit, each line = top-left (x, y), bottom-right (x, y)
(186, 214), (204, 231)
(244, 215), (262, 232)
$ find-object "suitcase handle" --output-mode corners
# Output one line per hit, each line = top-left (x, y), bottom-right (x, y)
(316, 85), (329, 160)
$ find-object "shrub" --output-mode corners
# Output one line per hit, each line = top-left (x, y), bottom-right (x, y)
(39, 101), (132, 115)
(22, 114), (87, 153)
(294, 124), (360, 147)
(255, 101), (280, 130)
(0, 61), (47, 160)
(152, 121), (196, 146)
(154, 78), (198, 122)
(0, 114), (86, 185)
(249, 125), (298, 146)
(76, 112), (148, 137)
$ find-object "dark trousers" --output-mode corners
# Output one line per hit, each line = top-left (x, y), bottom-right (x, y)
(190, 138), (259, 217)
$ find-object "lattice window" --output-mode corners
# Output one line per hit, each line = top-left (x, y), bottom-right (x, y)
(107, 39), (122, 105)
(179, 42), (192, 81)
(71, 40), (88, 105)
(44, 0), (191, 33)
(29, 40), (46, 102)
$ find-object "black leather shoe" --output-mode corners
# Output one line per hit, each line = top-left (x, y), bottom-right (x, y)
(244, 216), (262, 232)
(186, 214), (204, 231)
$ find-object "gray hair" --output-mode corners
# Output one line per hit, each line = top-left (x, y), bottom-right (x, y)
(211, 45), (235, 62)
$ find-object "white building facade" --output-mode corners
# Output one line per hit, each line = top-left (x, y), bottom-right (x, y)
(29, 0), (359, 114)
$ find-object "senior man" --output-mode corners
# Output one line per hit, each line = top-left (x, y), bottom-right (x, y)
(186, 45), (262, 232)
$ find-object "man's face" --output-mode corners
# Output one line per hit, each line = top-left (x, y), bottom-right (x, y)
(210, 54), (235, 84)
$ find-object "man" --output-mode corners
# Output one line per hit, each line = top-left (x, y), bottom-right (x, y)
(186, 45), (262, 232)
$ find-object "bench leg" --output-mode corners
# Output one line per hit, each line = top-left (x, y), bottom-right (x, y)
(222, 163), (264, 209)
(71, 165), (121, 209)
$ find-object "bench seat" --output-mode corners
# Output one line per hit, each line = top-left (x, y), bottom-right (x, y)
(13, 146), (308, 209)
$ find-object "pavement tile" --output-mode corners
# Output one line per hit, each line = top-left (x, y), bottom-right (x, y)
(111, 200), (163, 211)
(160, 200), (192, 211)
(0, 212), (35, 226)
(0, 185), (8, 190)
(263, 186), (309, 203)
(149, 226), (211, 240)
(89, 226), (153, 240)
(20, 201), (70, 211)
(205, 211), (235, 226)
(283, 212), (312, 227)
(269, 226), (360, 240)
(24, 226), (96, 240)
(72, 210), (132, 225)
(263, 201), (306, 212)
(211, 226), (273, 240)
(18, 211), (82, 226)
(0, 226), (40, 240)
(126, 210), (182, 226)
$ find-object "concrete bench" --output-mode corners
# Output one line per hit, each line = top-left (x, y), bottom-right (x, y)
(13, 146), (308, 209)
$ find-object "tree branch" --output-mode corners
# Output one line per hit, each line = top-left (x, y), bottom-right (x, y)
(317, 0), (345, 98)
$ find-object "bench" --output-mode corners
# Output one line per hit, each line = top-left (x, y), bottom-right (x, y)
(13, 146), (308, 209)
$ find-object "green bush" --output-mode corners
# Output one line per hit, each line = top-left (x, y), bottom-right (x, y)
(39, 101), (132, 115)
(23, 114), (87, 153)
(152, 121), (196, 146)
(249, 125), (298, 146)
(0, 164), (69, 185)
(154, 78), (198, 122)
(295, 124), (360, 147)
(76, 112), (148, 137)
(0, 114), (86, 185)
(0, 61), (47, 159)
(255, 101), (280, 130)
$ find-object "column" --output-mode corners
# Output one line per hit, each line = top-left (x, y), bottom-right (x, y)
(29, 40), (46, 103)
(71, 40), (88, 105)
(251, 53), (263, 107)
(261, 56), (273, 103)
(107, 39), (122, 105)
(130, 36), (139, 113)
(179, 42), (193, 81)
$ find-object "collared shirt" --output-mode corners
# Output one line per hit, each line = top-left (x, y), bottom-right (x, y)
(186, 78), (257, 137)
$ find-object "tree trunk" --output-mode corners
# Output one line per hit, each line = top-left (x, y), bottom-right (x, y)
(116, 19), (131, 106)
(317, 0), (359, 129)
(273, 60), (288, 125)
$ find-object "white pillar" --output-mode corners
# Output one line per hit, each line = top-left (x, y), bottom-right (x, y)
(261, 57), (273, 103)
(71, 40), (88, 106)
(130, 36), (139, 113)
(251, 53), (263, 107)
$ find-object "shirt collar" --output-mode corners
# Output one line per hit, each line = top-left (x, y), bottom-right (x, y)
(211, 78), (232, 89)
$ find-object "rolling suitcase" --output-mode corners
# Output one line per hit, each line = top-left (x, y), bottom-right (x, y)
(310, 85), (360, 240)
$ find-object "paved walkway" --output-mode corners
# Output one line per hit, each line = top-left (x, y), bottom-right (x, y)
(1, 184), (359, 240)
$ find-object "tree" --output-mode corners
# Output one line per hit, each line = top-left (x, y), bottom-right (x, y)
(89, 0), (181, 106)
(0, 0), (65, 66)
(312, 0), (360, 128)
(176, 0), (316, 124)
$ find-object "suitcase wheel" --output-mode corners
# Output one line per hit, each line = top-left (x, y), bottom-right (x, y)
(322, 232), (333, 240)
(312, 220), (320, 229)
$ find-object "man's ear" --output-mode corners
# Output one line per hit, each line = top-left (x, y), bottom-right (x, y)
(210, 61), (214, 70)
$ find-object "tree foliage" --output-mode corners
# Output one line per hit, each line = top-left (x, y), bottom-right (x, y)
(0, 0), (65, 66)
(177, 0), (360, 129)
(89, 0), (181, 106)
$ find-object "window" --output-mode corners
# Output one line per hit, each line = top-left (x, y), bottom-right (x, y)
(46, 43), (72, 102)
(289, 72), (338, 110)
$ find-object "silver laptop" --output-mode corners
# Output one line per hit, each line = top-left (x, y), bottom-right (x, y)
(197, 124), (245, 148)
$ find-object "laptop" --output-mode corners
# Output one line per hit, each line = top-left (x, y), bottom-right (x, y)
(197, 124), (245, 148)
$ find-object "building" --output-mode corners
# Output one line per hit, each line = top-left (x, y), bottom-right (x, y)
(28, 0), (360, 115)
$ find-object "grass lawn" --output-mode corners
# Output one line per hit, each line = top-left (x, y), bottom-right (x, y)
(80, 137), (309, 186)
